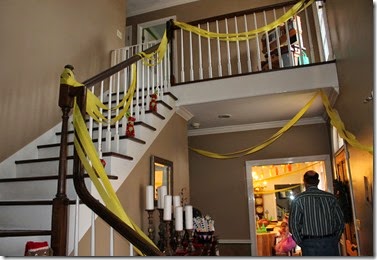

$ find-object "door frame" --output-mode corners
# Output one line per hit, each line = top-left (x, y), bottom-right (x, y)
(245, 154), (333, 256)
(137, 16), (176, 45)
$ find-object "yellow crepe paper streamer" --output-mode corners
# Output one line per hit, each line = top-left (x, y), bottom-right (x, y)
(60, 68), (85, 87)
(73, 101), (158, 255)
(319, 90), (373, 153)
(190, 91), (319, 159)
(138, 30), (168, 66)
(85, 63), (137, 126)
(173, 0), (314, 41)
(254, 184), (302, 195)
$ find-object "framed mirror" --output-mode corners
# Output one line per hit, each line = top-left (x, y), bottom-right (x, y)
(150, 155), (173, 205)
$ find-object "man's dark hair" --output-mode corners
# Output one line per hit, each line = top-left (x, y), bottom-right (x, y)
(303, 170), (320, 186)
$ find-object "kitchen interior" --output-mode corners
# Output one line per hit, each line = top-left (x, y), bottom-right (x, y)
(248, 159), (329, 256)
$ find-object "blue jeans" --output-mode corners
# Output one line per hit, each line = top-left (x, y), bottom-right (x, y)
(300, 236), (340, 256)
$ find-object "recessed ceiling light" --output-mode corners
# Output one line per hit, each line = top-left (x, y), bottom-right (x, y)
(218, 114), (231, 119)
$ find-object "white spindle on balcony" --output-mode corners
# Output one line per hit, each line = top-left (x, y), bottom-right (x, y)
(244, 14), (252, 73)
(198, 24), (204, 80)
(207, 22), (213, 78)
(216, 20), (223, 77)
(225, 18), (232, 75)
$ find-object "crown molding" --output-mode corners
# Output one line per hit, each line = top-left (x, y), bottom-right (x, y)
(187, 116), (325, 136)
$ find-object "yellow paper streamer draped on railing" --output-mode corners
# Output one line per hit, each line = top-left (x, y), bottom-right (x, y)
(190, 91), (319, 159)
(138, 30), (168, 66)
(73, 101), (158, 256)
(85, 63), (138, 125)
(173, 0), (314, 41)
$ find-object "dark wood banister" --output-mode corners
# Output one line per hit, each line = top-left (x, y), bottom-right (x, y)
(52, 27), (170, 255)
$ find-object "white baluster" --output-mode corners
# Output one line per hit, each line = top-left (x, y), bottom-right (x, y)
(109, 227), (114, 256)
(74, 196), (79, 256)
(180, 28), (185, 82)
(198, 24), (203, 80)
(207, 22), (213, 78)
(244, 14), (252, 72)
(273, 9), (283, 68)
(263, 11), (272, 70)
(189, 31), (194, 81)
(225, 18), (232, 75)
(114, 71), (120, 153)
(91, 211), (96, 256)
(304, 6), (315, 63)
(254, 13), (262, 71)
(234, 16), (242, 74)
(216, 20), (223, 77)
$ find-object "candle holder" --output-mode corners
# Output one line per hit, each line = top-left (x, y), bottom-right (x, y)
(157, 209), (165, 251)
(186, 229), (196, 254)
(175, 230), (185, 253)
(163, 220), (174, 256)
(146, 209), (155, 242)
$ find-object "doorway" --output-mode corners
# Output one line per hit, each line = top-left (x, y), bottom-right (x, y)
(137, 16), (176, 45)
(245, 154), (333, 256)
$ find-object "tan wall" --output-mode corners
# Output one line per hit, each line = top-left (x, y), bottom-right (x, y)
(78, 113), (190, 256)
(325, 0), (374, 256)
(0, 0), (126, 162)
(188, 123), (330, 244)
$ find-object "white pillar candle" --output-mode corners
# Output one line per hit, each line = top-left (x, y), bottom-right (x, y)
(157, 185), (167, 209)
(185, 205), (193, 229)
(163, 195), (172, 220)
(173, 195), (181, 208)
(174, 206), (183, 231)
(146, 185), (154, 210)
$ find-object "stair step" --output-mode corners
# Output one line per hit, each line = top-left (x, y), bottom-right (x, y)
(0, 199), (80, 206)
(13, 152), (131, 178)
(37, 135), (145, 150)
(55, 122), (157, 136)
(0, 174), (118, 183)
(0, 229), (52, 237)
(14, 152), (132, 165)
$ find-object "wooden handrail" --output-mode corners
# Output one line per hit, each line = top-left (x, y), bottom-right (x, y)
(53, 42), (165, 256)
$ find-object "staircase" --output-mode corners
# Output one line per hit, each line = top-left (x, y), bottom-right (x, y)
(0, 61), (177, 256)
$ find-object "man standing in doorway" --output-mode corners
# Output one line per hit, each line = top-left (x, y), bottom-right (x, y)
(289, 170), (344, 256)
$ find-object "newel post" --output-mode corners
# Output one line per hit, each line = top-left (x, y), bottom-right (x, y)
(51, 65), (84, 256)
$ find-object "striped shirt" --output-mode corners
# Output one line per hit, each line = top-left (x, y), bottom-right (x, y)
(288, 186), (344, 245)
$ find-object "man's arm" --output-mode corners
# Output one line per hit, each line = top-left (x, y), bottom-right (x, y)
(289, 199), (303, 245)
(333, 199), (345, 239)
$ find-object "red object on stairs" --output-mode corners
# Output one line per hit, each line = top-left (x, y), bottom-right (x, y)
(24, 241), (49, 256)
(126, 116), (136, 137)
(149, 93), (158, 112)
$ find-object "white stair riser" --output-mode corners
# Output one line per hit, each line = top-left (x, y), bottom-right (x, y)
(0, 205), (52, 230)
(16, 160), (73, 177)
(0, 236), (51, 256)
(38, 124), (154, 158)
(0, 179), (92, 200)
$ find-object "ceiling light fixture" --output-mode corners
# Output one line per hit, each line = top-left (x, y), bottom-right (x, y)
(218, 114), (231, 119)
